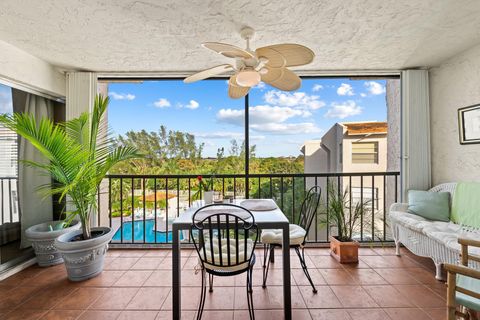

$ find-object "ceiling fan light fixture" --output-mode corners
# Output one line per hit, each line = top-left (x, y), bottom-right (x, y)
(236, 69), (261, 87)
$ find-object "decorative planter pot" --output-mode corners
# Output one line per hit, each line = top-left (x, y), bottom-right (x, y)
(329, 236), (359, 263)
(25, 220), (81, 267)
(204, 191), (214, 204)
(54, 226), (114, 281)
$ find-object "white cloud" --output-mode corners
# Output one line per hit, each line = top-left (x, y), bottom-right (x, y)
(312, 84), (323, 92)
(264, 90), (325, 110)
(153, 98), (171, 108)
(0, 88), (12, 114)
(325, 100), (363, 119)
(360, 93), (367, 98)
(336, 83), (354, 96)
(182, 100), (199, 110)
(195, 132), (243, 139)
(217, 105), (306, 126)
(254, 82), (266, 90)
(364, 81), (385, 95)
(217, 108), (244, 125)
(109, 92), (135, 100)
(217, 105), (321, 135)
(250, 135), (266, 141)
(250, 122), (321, 135)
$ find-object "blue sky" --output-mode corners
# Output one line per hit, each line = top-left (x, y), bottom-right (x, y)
(0, 83), (13, 114)
(108, 78), (387, 157)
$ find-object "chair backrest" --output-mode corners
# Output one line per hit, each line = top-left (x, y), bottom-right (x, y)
(297, 186), (321, 238)
(190, 204), (258, 272)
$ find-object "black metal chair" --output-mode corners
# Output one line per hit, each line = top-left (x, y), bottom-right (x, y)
(261, 186), (321, 293)
(190, 204), (259, 320)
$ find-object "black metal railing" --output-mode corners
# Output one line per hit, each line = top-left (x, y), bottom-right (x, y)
(0, 177), (19, 225)
(101, 172), (400, 245)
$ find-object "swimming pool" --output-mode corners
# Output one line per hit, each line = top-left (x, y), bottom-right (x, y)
(112, 219), (182, 243)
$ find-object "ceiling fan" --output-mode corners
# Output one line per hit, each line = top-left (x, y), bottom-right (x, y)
(183, 27), (315, 99)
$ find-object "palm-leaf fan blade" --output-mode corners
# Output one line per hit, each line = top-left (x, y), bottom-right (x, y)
(228, 75), (250, 99)
(256, 44), (315, 68)
(184, 64), (233, 83)
(262, 68), (301, 91)
(202, 42), (254, 59)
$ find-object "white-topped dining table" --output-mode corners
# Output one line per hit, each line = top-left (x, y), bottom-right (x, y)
(171, 199), (292, 319)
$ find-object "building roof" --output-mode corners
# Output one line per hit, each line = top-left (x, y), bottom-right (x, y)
(342, 122), (388, 135)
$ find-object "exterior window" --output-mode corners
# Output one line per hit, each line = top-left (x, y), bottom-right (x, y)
(0, 125), (18, 177)
(351, 187), (379, 209)
(352, 142), (378, 164)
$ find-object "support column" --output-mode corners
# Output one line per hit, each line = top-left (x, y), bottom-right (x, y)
(401, 70), (431, 200)
(66, 72), (97, 120)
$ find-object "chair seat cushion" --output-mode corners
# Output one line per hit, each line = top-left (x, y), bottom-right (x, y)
(457, 274), (480, 311)
(200, 238), (254, 272)
(260, 224), (306, 246)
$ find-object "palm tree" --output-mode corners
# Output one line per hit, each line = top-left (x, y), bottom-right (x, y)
(0, 95), (141, 240)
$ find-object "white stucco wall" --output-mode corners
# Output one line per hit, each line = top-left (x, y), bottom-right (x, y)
(0, 40), (65, 97)
(430, 44), (480, 184)
(303, 140), (328, 174)
(386, 79), (401, 172)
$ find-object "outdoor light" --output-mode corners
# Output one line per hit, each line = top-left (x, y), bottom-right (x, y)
(235, 68), (261, 87)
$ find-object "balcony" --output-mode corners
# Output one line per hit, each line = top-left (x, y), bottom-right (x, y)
(2, 171), (450, 320)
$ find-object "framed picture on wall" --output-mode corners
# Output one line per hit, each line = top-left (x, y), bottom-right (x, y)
(458, 104), (480, 144)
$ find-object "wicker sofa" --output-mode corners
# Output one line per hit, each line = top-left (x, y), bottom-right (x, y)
(389, 183), (480, 280)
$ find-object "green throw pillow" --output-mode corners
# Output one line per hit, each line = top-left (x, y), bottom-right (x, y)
(451, 182), (480, 228)
(407, 190), (450, 222)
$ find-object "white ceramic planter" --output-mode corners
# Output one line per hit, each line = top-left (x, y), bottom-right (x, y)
(204, 191), (214, 204)
(54, 226), (114, 281)
(25, 220), (81, 267)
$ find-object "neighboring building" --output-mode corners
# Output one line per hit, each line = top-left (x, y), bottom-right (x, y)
(0, 123), (19, 225)
(301, 121), (388, 240)
(302, 121), (387, 175)
(0, 124), (17, 178)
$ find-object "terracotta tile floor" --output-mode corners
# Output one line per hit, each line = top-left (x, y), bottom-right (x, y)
(0, 247), (448, 320)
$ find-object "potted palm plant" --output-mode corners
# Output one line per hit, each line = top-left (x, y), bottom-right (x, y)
(323, 183), (372, 263)
(24, 220), (80, 267)
(0, 95), (140, 281)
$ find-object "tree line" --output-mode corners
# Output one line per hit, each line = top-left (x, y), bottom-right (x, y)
(111, 125), (304, 175)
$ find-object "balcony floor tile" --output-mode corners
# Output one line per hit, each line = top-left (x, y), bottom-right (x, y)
(0, 246), (448, 319)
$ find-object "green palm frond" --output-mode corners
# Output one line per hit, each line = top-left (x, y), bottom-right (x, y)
(0, 94), (141, 239)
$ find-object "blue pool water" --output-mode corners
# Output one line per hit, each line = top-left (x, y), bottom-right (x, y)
(112, 219), (182, 243)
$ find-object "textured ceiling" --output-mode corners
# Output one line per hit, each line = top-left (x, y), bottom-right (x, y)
(1, 0), (480, 73)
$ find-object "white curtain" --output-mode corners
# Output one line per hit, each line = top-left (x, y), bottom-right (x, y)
(17, 94), (53, 248)
(401, 70), (431, 200)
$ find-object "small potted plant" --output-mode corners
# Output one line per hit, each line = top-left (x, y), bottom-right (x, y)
(196, 175), (214, 204)
(0, 95), (140, 281)
(323, 183), (371, 263)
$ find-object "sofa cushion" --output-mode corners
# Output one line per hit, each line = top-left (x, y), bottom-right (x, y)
(423, 222), (480, 258)
(452, 182), (480, 228)
(389, 209), (431, 232)
(407, 190), (450, 222)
